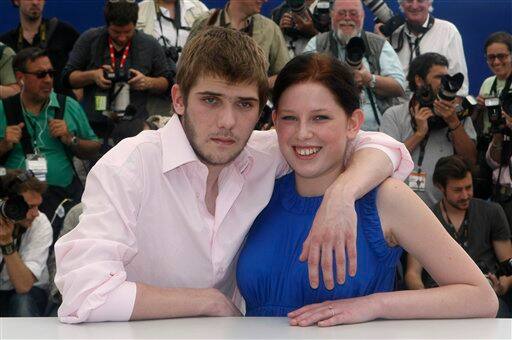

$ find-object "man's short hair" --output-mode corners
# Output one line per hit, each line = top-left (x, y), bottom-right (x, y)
(433, 155), (473, 189)
(0, 169), (47, 196)
(484, 31), (512, 54)
(177, 27), (269, 112)
(104, 0), (138, 27)
(407, 52), (448, 93)
(12, 47), (49, 73)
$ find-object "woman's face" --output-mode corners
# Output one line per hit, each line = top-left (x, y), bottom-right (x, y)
(273, 81), (362, 193)
(486, 42), (512, 80)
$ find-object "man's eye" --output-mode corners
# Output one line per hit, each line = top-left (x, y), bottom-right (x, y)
(239, 101), (254, 109)
(202, 97), (218, 105)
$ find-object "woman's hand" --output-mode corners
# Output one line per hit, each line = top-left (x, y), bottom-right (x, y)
(288, 295), (381, 327)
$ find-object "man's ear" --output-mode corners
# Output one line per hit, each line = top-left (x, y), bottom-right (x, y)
(15, 71), (24, 87)
(171, 84), (185, 116)
(414, 75), (425, 89)
(346, 109), (364, 140)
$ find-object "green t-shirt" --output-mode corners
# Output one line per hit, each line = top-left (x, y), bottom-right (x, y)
(0, 43), (16, 86)
(0, 92), (99, 187)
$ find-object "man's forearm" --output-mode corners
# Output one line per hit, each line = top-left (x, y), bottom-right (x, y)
(67, 139), (101, 160)
(68, 70), (97, 88)
(4, 251), (36, 294)
(0, 84), (20, 99)
(329, 148), (393, 200)
(451, 127), (477, 164)
(404, 131), (426, 154)
(131, 283), (234, 320)
(374, 76), (404, 97)
(148, 76), (169, 94)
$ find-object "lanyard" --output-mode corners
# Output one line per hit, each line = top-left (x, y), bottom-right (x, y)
(17, 21), (46, 51)
(108, 37), (131, 70)
(441, 200), (470, 250)
(406, 33), (424, 64)
(490, 74), (512, 97)
(416, 134), (429, 172)
(155, 1), (182, 49)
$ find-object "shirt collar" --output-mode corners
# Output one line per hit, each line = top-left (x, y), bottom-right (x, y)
(159, 115), (255, 176)
(223, 2), (252, 29)
(405, 14), (430, 36)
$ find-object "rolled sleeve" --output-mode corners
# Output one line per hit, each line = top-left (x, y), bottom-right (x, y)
(352, 130), (414, 180)
(55, 150), (143, 323)
(379, 41), (406, 91)
(61, 29), (97, 88)
(302, 36), (317, 54)
(19, 214), (53, 282)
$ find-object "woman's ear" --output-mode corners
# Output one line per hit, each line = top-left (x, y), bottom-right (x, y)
(271, 110), (277, 127)
(346, 109), (364, 139)
(171, 84), (185, 116)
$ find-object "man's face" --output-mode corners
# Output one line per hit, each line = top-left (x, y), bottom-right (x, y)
(415, 64), (448, 94)
(107, 23), (136, 49)
(401, 0), (431, 27)
(16, 0), (45, 21)
(238, 0), (267, 16)
(171, 76), (260, 167)
(330, 0), (364, 44)
(440, 172), (473, 211)
(17, 56), (54, 102)
(18, 190), (42, 229)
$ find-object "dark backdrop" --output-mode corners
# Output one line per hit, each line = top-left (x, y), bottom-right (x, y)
(1, 0), (511, 94)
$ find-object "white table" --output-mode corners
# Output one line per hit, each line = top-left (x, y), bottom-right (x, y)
(0, 317), (510, 339)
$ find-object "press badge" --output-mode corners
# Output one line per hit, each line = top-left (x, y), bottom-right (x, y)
(95, 94), (107, 112)
(26, 154), (48, 182)
(408, 171), (427, 192)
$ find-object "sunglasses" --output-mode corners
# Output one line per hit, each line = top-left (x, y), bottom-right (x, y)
(24, 69), (56, 79)
(486, 53), (510, 63)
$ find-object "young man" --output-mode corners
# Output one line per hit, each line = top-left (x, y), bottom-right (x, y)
(55, 27), (413, 323)
(0, 169), (52, 317)
(405, 155), (512, 317)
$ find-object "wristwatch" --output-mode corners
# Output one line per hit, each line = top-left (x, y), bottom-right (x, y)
(70, 135), (79, 146)
(369, 74), (377, 89)
(1, 243), (15, 256)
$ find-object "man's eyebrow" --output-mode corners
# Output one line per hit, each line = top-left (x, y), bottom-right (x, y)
(195, 91), (258, 102)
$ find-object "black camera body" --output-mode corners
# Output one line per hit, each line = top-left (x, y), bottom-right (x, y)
(0, 172), (29, 222)
(104, 69), (134, 83)
(164, 45), (181, 65)
(485, 91), (512, 134)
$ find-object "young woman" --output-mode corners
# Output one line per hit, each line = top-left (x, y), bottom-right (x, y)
(236, 53), (497, 326)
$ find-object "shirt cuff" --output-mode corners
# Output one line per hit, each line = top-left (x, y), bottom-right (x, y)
(87, 281), (137, 322)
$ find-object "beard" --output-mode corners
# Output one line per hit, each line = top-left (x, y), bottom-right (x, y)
(335, 20), (360, 45)
(181, 108), (249, 166)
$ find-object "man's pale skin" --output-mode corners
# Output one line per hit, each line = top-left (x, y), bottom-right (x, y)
(331, 0), (404, 98)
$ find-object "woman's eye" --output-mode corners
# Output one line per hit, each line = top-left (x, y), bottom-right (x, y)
(314, 115), (330, 121)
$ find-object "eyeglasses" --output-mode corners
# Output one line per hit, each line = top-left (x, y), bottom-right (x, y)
(486, 53), (510, 63)
(334, 9), (360, 18)
(402, 0), (430, 4)
(23, 69), (56, 79)
(108, 0), (136, 3)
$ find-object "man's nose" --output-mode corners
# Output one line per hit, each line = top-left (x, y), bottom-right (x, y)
(217, 106), (236, 130)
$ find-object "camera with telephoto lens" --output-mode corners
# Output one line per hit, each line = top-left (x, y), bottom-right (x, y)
(345, 37), (366, 69)
(414, 73), (465, 131)
(362, 0), (405, 37)
(286, 0), (308, 21)
(0, 171), (29, 222)
(103, 68), (135, 120)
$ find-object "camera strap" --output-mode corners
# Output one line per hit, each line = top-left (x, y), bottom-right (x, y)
(108, 37), (131, 71)
(155, 0), (182, 49)
(405, 16), (435, 64)
(490, 74), (512, 97)
(441, 200), (470, 251)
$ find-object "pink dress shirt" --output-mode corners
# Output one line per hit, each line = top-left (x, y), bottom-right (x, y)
(54, 115), (413, 323)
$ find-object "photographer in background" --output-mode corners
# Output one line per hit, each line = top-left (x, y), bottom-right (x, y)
(271, 0), (330, 57)
(303, 0), (405, 131)
(405, 155), (512, 318)
(0, 47), (100, 240)
(375, 0), (468, 97)
(0, 169), (51, 317)
(62, 0), (174, 142)
(380, 53), (476, 207)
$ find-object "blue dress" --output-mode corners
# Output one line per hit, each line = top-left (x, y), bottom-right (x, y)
(236, 172), (403, 316)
